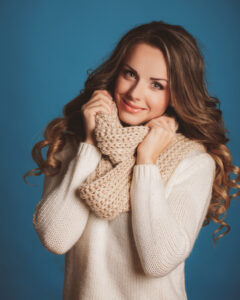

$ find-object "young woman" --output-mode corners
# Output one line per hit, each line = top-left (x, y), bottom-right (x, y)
(24, 20), (240, 299)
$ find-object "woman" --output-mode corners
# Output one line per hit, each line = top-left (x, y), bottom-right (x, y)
(24, 20), (240, 299)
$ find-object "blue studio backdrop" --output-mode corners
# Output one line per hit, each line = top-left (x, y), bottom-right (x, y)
(0, 0), (239, 299)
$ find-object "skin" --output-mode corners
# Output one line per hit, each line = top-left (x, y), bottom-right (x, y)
(113, 43), (179, 164)
(83, 43), (178, 164)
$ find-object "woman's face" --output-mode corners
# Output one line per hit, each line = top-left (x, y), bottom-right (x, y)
(114, 43), (170, 126)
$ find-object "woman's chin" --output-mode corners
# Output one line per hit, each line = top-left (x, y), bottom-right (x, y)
(116, 105), (144, 127)
(119, 120), (131, 127)
(119, 119), (146, 127)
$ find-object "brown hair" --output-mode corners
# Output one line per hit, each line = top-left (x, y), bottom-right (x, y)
(24, 20), (240, 246)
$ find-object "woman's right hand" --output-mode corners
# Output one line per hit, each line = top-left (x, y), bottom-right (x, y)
(81, 89), (114, 146)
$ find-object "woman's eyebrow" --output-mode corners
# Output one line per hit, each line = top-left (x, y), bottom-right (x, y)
(123, 63), (168, 82)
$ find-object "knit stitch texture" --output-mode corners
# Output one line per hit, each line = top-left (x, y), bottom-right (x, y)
(33, 138), (216, 299)
(78, 102), (206, 220)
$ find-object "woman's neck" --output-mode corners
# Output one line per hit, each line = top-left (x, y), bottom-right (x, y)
(119, 120), (132, 127)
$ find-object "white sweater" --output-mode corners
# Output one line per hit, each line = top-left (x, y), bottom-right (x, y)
(33, 141), (216, 300)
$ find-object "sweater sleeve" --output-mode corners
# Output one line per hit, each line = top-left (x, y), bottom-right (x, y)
(33, 142), (102, 255)
(130, 151), (216, 277)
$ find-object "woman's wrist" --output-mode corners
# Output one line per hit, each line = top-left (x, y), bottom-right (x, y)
(136, 154), (156, 165)
(83, 138), (97, 147)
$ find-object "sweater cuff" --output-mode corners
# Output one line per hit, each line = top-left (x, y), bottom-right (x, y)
(132, 164), (163, 184)
(77, 142), (102, 160)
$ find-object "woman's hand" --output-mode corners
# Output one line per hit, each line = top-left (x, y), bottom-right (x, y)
(136, 115), (179, 164)
(81, 89), (114, 146)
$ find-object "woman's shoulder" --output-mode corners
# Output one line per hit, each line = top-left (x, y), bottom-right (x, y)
(173, 133), (216, 174)
(184, 149), (215, 165)
(171, 149), (216, 181)
(54, 138), (101, 164)
(54, 137), (78, 162)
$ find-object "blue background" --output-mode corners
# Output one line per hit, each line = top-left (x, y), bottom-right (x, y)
(1, 0), (239, 299)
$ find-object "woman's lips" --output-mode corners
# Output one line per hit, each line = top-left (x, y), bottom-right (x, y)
(121, 98), (145, 113)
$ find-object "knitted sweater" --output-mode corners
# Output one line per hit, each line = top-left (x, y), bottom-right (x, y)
(33, 140), (216, 300)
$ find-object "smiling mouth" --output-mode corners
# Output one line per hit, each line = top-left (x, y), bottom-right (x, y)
(122, 98), (145, 110)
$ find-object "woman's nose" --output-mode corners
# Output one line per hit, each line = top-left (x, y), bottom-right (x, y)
(128, 80), (145, 100)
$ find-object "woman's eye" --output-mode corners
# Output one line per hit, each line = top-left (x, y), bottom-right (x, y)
(152, 82), (163, 90)
(122, 70), (163, 90)
(123, 69), (135, 78)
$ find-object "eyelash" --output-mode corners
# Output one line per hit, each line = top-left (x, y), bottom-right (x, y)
(122, 69), (164, 90)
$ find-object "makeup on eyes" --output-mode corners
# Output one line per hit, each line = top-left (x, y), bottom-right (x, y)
(122, 68), (164, 90)
(123, 63), (168, 81)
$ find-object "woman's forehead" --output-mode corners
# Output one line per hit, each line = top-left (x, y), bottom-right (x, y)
(122, 43), (168, 80)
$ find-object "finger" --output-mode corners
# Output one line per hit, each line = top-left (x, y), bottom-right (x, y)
(87, 101), (112, 115)
(103, 90), (113, 100)
(90, 94), (113, 109)
(156, 118), (171, 130)
(145, 118), (167, 130)
(103, 94), (114, 106)
(85, 105), (112, 118)
(167, 119), (176, 132)
(170, 119), (178, 132)
(160, 117), (177, 132)
(94, 89), (113, 101)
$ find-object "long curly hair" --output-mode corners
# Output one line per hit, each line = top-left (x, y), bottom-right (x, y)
(24, 20), (240, 246)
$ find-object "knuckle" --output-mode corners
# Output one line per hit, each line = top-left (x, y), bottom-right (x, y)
(103, 97), (112, 106)
(93, 89), (102, 97)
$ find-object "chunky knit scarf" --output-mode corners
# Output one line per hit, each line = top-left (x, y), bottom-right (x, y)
(77, 102), (206, 220)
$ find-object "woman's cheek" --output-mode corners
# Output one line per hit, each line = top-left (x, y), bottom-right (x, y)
(151, 96), (169, 115)
(119, 79), (130, 93)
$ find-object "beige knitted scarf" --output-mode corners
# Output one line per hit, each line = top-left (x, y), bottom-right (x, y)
(77, 102), (206, 220)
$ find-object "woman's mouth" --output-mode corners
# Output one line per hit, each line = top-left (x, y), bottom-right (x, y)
(121, 98), (145, 113)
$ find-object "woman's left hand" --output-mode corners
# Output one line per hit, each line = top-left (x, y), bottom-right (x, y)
(136, 115), (179, 164)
